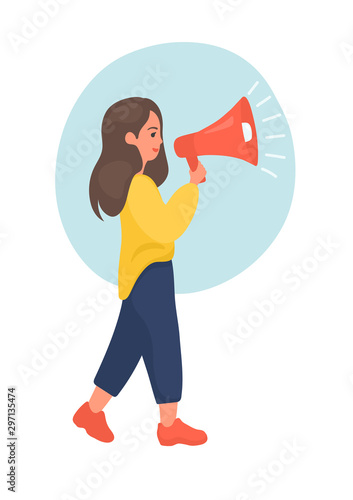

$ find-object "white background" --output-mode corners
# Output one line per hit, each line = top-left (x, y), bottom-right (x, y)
(1, 1), (353, 499)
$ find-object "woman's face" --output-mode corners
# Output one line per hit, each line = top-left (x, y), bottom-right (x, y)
(125, 111), (163, 164)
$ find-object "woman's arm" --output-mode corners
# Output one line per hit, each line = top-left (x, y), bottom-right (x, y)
(127, 174), (199, 243)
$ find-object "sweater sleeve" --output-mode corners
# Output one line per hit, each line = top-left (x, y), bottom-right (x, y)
(127, 175), (199, 243)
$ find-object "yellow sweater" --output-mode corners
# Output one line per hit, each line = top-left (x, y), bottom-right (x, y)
(118, 174), (199, 299)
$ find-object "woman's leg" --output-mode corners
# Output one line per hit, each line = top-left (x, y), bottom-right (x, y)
(131, 263), (183, 411)
(89, 386), (112, 413)
(159, 402), (178, 427)
(74, 298), (145, 442)
(93, 298), (144, 398)
(131, 262), (207, 445)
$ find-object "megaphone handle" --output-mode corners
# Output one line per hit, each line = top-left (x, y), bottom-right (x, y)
(187, 156), (206, 183)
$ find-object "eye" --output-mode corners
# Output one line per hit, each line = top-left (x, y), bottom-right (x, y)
(151, 132), (156, 138)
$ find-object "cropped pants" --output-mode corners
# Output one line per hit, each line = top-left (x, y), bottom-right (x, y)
(94, 261), (182, 404)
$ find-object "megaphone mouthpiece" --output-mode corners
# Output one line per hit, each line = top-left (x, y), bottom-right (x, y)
(174, 134), (198, 170)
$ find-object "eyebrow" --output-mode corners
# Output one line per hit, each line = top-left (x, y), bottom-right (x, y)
(147, 127), (158, 130)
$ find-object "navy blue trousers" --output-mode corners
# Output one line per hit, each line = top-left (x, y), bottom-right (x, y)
(94, 261), (182, 404)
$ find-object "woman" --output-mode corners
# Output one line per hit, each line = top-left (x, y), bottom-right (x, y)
(73, 97), (207, 446)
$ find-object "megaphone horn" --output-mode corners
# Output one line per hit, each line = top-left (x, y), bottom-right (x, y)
(174, 97), (258, 182)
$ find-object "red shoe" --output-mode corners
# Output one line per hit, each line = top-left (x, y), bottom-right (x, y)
(73, 402), (114, 443)
(157, 418), (207, 446)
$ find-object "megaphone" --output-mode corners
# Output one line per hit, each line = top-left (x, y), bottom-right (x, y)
(174, 97), (258, 182)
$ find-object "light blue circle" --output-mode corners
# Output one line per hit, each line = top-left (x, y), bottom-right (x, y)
(56, 42), (295, 294)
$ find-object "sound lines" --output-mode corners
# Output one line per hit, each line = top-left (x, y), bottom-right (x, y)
(262, 113), (282, 122)
(262, 150), (287, 179)
(265, 134), (286, 139)
(247, 81), (259, 95)
(265, 153), (286, 159)
(256, 96), (271, 108)
(261, 168), (278, 179)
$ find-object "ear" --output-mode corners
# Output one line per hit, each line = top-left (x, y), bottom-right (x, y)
(125, 132), (137, 145)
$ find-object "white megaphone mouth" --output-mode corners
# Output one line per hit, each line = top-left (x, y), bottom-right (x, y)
(242, 122), (252, 142)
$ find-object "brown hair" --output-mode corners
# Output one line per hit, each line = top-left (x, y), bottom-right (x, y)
(89, 97), (168, 220)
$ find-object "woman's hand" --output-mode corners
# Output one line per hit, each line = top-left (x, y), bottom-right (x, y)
(189, 161), (206, 185)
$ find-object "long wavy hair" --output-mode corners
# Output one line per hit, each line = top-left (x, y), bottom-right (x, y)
(89, 97), (168, 220)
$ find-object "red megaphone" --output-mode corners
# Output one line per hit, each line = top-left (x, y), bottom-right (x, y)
(174, 97), (258, 182)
